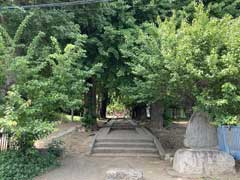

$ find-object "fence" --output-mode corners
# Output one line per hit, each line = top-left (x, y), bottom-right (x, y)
(0, 129), (10, 151)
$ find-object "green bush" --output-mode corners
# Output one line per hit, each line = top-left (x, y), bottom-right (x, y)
(214, 115), (240, 126)
(0, 149), (59, 180)
(48, 140), (65, 158)
(0, 90), (55, 151)
(82, 114), (96, 128)
(163, 111), (173, 128)
(107, 100), (126, 115)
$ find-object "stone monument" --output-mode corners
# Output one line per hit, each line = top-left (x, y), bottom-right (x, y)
(172, 112), (235, 176)
(105, 168), (143, 180)
(184, 112), (218, 148)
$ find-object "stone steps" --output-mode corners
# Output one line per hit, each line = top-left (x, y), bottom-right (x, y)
(92, 138), (159, 157)
(95, 141), (155, 148)
(90, 119), (164, 158)
(96, 138), (153, 143)
(92, 153), (160, 158)
(93, 146), (158, 154)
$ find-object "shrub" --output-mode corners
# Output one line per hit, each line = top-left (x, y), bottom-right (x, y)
(48, 140), (65, 158)
(214, 115), (240, 126)
(0, 149), (59, 180)
(0, 90), (54, 151)
(82, 114), (96, 129)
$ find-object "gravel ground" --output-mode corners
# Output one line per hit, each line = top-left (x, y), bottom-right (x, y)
(35, 121), (240, 180)
(153, 121), (188, 155)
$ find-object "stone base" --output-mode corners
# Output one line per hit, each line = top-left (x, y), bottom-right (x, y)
(173, 148), (235, 176)
(105, 168), (143, 180)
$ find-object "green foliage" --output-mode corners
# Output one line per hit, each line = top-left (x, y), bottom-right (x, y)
(214, 115), (240, 126)
(121, 4), (240, 124)
(174, 5), (240, 124)
(107, 98), (126, 114)
(81, 114), (97, 128)
(48, 140), (65, 158)
(13, 12), (34, 44)
(0, 90), (55, 150)
(1, 0), (240, 132)
(48, 34), (91, 114)
(119, 18), (173, 105)
(0, 36), (7, 98)
(0, 11), (98, 149)
(0, 149), (59, 180)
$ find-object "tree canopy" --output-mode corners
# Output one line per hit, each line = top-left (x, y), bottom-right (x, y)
(0, 0), (240, 150)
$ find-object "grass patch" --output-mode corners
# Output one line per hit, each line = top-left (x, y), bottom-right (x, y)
(0, 149), (59, 180)
(58, 113), (81, 122)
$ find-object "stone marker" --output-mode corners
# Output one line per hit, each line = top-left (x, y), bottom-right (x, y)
(173, 148), (236, 176)
(184, 112), (218, 148)
(105, 168), (143, 180)
(172, 111), (236, 176)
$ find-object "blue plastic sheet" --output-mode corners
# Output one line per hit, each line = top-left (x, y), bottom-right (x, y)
(218, 126), (240, 160)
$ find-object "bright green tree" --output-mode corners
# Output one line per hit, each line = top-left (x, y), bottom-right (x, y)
(0, 12), (99, 150)
(121, 4), (240, 126)
(0, 13), (55, 150)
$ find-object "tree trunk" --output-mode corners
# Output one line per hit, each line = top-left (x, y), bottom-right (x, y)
(99, 89), (108, 119)
(132, 104), (147, 121)
(150, 100), (164, 129)
(71, 109), (74, 122)
(185, 106), (193, 119)
(84, 78), (97, 129)
(0, 73), (16, 98)
(183, 96), (195, 119)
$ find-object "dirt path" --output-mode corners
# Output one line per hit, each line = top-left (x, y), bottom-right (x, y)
(35, 122), (240, 180)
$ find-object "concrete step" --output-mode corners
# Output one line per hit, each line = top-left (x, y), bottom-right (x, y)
(92, 153), (160, 158)
(93, 147), (158, 154)
(95, 142), (155, 148)
(96, 138), (153, 143)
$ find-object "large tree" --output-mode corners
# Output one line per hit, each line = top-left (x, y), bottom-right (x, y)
(0, 10), (100, 149)
(1, 0), (240, 128)
(120, 4), (240, 127)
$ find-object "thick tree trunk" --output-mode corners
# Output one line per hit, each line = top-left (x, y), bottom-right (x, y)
(84, 78), (97, 129)
(0, 14), (4, 24)
(150, 100), (164, 129)
(99, 89), (108, 119)
(71, 109), (74, 122)
(185, 106), (193, 119)
(0, 73), (16, 98)
(183, 95), (195, 119)
(132, 104), (147, 121)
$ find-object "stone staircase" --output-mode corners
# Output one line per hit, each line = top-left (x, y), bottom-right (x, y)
(90, 120), (165, 158)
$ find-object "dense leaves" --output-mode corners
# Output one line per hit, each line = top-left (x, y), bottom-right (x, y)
(0, 1), (240, 180)
(0, 11), (98, 150)
(121, 5), (240, 125)
(0, 149), (59, 180)
(0, 1), (240, 153)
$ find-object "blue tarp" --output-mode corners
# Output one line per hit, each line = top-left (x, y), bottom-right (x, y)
(218, 126), (240, 160)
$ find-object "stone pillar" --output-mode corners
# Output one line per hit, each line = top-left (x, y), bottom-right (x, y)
(172, 112), (236, 176)
(184, 112), (218, 148)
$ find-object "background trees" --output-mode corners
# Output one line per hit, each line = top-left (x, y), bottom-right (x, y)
(1, 1), (240, 179)
(0, 11), (99, 150)
(121, 4), (240, 127)
(0, 0), (240, 138)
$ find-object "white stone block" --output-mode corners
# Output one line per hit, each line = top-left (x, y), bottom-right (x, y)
(105, 168), (143, 180)
(173, 148), (235, 176)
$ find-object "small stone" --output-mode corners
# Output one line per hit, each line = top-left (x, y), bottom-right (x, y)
(164, 153), (174, 162)
(105, 168), (143, 180)
(184, 112), (218, 148)
(173, 148), (235, 176)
